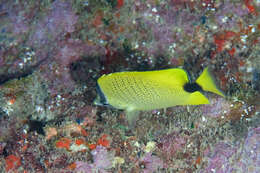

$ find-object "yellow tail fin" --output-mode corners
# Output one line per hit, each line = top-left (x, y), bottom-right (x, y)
(196, 67), (225, 97)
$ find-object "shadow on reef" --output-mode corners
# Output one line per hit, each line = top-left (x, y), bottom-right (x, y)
(69, 49), (171, 102)
(69, 50), (172, 80)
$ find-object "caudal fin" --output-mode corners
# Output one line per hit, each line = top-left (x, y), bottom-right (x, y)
(196, 67), (225, 97)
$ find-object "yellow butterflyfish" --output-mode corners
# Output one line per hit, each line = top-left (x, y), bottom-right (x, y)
(94, 67), (224, 124)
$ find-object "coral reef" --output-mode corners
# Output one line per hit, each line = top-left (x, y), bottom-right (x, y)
(0, 0), (259, 172)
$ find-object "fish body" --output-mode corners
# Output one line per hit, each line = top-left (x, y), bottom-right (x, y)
(95, 67), (224, 112)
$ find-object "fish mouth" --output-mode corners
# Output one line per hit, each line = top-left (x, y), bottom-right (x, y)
(93, 96), (102, 106)
(94, 96), (106, 106)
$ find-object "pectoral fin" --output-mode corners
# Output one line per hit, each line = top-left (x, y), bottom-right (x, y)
(125, 110), (139, 128)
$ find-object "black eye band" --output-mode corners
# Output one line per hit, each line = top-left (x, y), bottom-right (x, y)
(183, 83), (202, 93)
(96, 83), (109, 105)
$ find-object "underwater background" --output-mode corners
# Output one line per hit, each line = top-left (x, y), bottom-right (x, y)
(0, 0), (259, 172)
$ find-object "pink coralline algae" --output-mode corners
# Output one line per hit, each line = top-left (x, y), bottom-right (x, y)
(140, 152), (164, 173)
(55, 39), (85, 67)
(41, 38), (105, 95)
(202, 141), (238, 173)
(214, 3), (248, 29)
(0, 0), (259, 172)
(0, 2), (30, 37)
(74, 161), (93, 173)
(10, 14), (29, 35)
(49, 0), (78, 33)
(139, 5), (199, 58)
(238, 127), (260, 173)
(159, 131), (188, 159)
(202, 127), (260, 173)
(91, 145), (114, 170)
(75, 146), (114, 173)
(29, 0), (78, 47)
(201, 97), (230, 118)
(54, 39), (105, 67)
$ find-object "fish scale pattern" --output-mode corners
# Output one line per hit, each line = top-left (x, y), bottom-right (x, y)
(98, 70), (194, 110)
